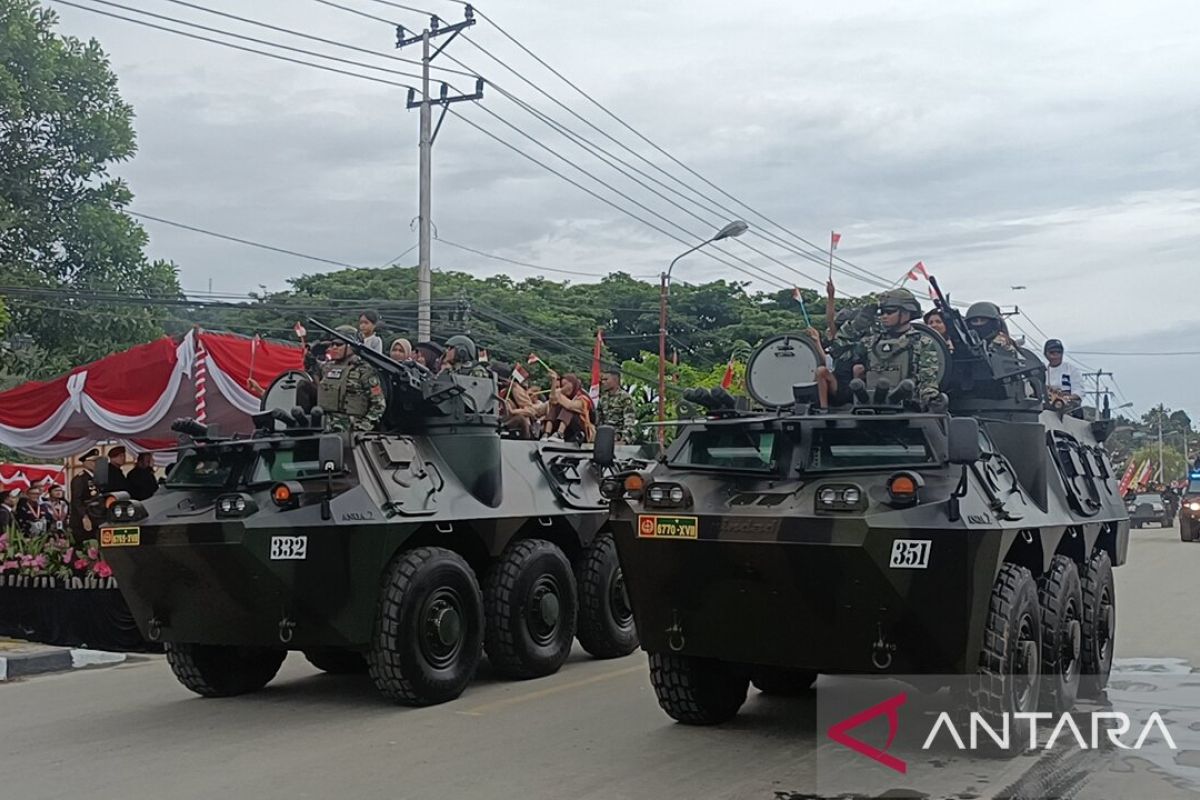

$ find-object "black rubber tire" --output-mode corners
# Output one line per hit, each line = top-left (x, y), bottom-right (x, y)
(164, 643), (286, 698)
(483, 539), (578, 679)
(303, 647), (368, 675)
(974, 563), (1042, 718)
(1182, 520), (1199, 542)
(649, 652), (748, 725)
(367, 547), (484, 706)
(1079, 549), (1116, 699)
(576, 532), (638, 659)
(1037, 555), (1083, 713)
(751, 667), (817, 696)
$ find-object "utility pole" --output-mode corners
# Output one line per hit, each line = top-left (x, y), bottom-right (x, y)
(1084, 369), (1113, 410)
(396, 8), (484, 342)
(1158, 407), (1165, 484)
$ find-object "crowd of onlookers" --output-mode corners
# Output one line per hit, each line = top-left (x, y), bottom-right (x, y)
(0, 482), (70, 536)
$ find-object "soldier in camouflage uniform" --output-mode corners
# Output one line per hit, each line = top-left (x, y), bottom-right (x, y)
(598, 370), (639, 443)
(317, 325), (386, 432)
(834, 287), (942, 406)
(440, 335), (492, 378)
(964, 301), (1017, 353)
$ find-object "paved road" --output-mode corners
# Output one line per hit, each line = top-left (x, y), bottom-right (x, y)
(2, 524), (1198, 800)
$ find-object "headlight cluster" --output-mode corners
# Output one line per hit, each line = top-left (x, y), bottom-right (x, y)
(104, 493), (146, 523)
(643, 482), (691, 509)
(215, 493), (257, 518)
(1187, 502), (1200, 512)
(816, 484), (866, 512)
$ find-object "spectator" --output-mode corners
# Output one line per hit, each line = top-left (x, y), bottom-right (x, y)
(543, 372), (594, 443)
(42, 484), (70, 534)
(390, 337), (413, 361)
(0, 489), (17, 532)
(923, 309), (950, 341)
(359, 311), (383, 353)
(413, 341), (444, 372)
(1043, 339), (1085, 402)
(105, 446), (129, 493)
(16, 484), (47, 535)
(127, 452), (158, 501)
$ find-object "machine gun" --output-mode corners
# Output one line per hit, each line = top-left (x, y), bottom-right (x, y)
(928, 275), (984, 359)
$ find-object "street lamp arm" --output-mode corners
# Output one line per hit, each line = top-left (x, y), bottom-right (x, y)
(665, 239), (711, 285)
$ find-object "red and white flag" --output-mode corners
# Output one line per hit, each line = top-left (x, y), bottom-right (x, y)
(1117, 459), (1139, 496)
(527, 353), (540, 365)
(293, 321), (306, 339)
(907, 261), (929, 281)
(1137, 458), (1154, 487)
(512, 364), (530, 384)
(479, 348), (490, 364)
(720, 354), (736, 390)
(791, 287), (803, 303)
(589, 329), (604, 403)
(830, 231), (842, 251)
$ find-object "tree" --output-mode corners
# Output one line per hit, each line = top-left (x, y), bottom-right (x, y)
(0, 0), (181, 371)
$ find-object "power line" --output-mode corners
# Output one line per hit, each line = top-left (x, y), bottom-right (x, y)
(1072, 350), (1200, 357)
(437, 238), (610, 278)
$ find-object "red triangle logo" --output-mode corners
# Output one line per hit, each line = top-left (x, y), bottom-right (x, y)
(826, 692), (908, 774)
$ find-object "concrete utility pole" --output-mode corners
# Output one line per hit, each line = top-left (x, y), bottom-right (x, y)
(397, 8), (484, 342)
(1084, 368), (1113, 411)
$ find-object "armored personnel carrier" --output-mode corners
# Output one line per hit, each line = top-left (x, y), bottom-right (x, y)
(602, 289), (1129, 724)
(95, 322), (644, 706)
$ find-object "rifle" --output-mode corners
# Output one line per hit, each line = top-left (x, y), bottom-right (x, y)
(306, 318), (433, 404)
(927, 276), (984, 356)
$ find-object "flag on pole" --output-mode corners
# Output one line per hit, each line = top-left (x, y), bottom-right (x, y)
(831, 231), (842, 250)
(589, 329), (604, 403)
(720, 354), (736, 390)
(527, 353), (540, 365)
(1117, 459), (1138, 496)
(791, 288), (813, 327)
(512, 364), (529, 384)
(293, 321), (306, 339)
(907, 261), (929, 281)
(479, 348), (490, 364)
(1137, 458), (1154, 487)
(194, 339), (209, 423)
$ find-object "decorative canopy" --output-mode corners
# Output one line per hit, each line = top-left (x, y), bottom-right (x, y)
(0, 330), (303, 457)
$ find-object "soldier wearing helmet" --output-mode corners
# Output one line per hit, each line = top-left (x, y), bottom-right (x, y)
(316, 324), (386, 432)
(833, 288), (942, 406)
(964, 301), (1016, 353)
(440, 334), (491, 378)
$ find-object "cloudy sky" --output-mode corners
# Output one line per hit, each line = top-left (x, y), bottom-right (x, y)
(50, 0), (1200, 419)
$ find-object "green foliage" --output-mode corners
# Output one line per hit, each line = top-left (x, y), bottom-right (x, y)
(1129, 444), (1187, 486)
(0, 0), (181, 375)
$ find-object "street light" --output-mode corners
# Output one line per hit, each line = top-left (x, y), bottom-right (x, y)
(658, 221), (749, 444)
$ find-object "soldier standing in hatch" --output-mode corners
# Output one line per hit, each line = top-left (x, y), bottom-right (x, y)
(440, 335), (492, 378)
(835, 287), (942, 406)
(964, 302), (1018, 353)
(598, 370), (638, 443)
(317, 325), (386, 433)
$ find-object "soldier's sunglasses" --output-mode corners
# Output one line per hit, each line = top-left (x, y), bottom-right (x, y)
(879, 306), (902, 314)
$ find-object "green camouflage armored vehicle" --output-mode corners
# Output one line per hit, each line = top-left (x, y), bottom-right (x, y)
(95, 321), (645, 706)
(601, 286), (1129, 724)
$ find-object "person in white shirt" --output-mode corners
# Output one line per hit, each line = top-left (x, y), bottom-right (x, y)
(1044, 339), (1085, 403)
(358, 310), (383, 353)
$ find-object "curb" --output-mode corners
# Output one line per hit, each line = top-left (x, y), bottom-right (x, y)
(0, 648), (127, 681)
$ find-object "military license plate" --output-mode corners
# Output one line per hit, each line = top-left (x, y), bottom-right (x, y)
(637, 515), (699, 540)
(99, 527), (140, 547)
(270, 535), (308, 560)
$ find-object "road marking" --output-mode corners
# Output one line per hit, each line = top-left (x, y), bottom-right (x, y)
(458, 663), (644, 716)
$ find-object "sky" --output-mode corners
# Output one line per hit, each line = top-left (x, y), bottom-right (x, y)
(47, 0), (1200, 419)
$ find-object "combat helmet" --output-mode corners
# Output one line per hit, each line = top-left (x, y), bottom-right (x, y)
(965, 301), (1002, 321)
(878, 288), (921, 316)
(444, 334), (478, 363)
(334, 324), (361, 341)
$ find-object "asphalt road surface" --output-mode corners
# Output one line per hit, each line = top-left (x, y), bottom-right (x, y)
(2, 523), (1197, 800)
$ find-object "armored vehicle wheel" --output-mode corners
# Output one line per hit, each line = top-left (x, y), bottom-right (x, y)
(304, 647), (368, 675)
(1037, 555), (1083, 712)
(165, 643), (286, 697)
(974, 563), (1042, 717)
(649, 652), (749, 725)
(576, 532), (638, 659)
(1079, 549), (1116, 699)
(367, 547), (484, 706)
(751, 667), (817, 696)
(484, 539), (578, 679)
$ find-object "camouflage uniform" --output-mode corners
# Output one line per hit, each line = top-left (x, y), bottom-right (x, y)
(599, 386), (639, 442)
(833, 293), (941, 404)
(318, 355), (386, 432)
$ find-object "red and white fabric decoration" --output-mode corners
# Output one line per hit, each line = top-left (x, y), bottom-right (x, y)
(906, 261), (929, 281)
(588, 329), (603, 404)
(0, 330), (303, 457)
(0, 464), (66, 491)
(194, 339), (209, 423)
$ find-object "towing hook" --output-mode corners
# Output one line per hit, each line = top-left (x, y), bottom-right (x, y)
(147, 617), (163, 642)
(666, 610), (686, 652)
(872, 626), (896, 670)
(278, 617), (296, 645)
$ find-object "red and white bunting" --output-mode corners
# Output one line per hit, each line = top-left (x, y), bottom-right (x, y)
(194, 340), (209, 423)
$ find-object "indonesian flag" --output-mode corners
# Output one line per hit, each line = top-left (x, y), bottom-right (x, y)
(831, 231), (842, 250)
(479, 348), (490, 363)
(907, 261), (929, 281)
(1117, 459), (1139, 496)
(293, 321), (307, 339)
(512, 364), (529, 384)
(589, 329), (603, 403)
(791, 287), (803, 303)
(248, 333), (261, 389)
(527, 353), (540, 365)
(720, 354), (736, 390)
(1137, 458), (1154, 487)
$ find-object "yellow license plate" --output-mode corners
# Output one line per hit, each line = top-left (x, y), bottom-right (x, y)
(637, 514), (699, 540)
(99, 527), (140, 547)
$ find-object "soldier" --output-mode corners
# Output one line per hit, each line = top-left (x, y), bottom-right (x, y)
(317, 325), (386, 433)
(441, 335), (491, 378)
(835, 288), (941, 405)
(69, 449), (102, 544)
(598, 370), (638, 443)
(964, 302), (1016, 353)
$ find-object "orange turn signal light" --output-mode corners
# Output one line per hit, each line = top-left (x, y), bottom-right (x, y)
(888, 475), (917, 496)
(272, 484), (292, 505)
(104, 494), (118, 509)
(624, 474), (645, 494)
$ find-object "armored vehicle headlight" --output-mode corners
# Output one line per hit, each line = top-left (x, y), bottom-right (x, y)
(112, 504), (125, 519)
(818, 488), (839, 505)
(218, 497), (234, 514)
(623, 474), (645, 495)
(215, 493), (257, 518)
(842, 487), (861, 504)
(885, 472), (924, 507)
(669, 486), (685, 503)
(234, 497), (247, 513)
(648, 485), (666, 503)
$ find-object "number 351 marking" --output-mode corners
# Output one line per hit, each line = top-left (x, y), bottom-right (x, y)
(889, 539), (931, 569)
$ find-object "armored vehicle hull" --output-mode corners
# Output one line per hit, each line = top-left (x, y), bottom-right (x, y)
(608, 409), (1128, 723)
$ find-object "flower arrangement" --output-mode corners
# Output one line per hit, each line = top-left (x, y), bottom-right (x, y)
(0, 525), (115, 587)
